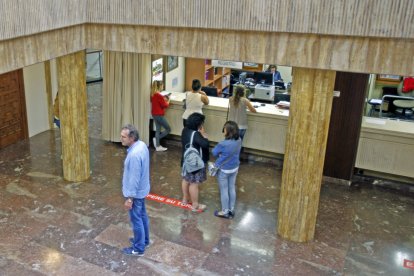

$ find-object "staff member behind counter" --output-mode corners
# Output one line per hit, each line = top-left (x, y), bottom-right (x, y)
(266, 65), (283, 84)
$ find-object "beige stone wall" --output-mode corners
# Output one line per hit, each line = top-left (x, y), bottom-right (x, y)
(0, 0), (413, 75)
(86, 0), (414, 39)
(1, 0), (413, 41)
(0, 0), (86, 40)
(1, 24), (414, 76)
(86, 25), (414, 76)
(0, 26), (85, 75)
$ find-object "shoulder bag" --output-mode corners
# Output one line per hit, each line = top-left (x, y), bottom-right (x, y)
(208, 140), (241, 177)
(182, 92), (187, 109)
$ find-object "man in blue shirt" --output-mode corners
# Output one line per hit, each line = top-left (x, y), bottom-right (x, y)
(120, 124), (150, 256)
(268, 65), (283, 84)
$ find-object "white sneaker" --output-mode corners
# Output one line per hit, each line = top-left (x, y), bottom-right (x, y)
(152, 137), (157, 148)
(156, 146), (167, 152)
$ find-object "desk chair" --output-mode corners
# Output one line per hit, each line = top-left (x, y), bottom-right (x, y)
(369, 87), (398, 117)
(394, 81), (414, 117)
(382, 87), (399, 113)
(367, 99), (382, 116)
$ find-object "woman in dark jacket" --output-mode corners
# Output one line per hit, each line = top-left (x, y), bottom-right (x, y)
(181, 112), (209, 212)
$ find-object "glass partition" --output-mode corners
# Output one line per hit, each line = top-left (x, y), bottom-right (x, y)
(86, 50), (103, 83)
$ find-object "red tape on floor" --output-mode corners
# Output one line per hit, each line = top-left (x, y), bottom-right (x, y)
(404, 259), (414, 270)
(146, 193), (202, 213)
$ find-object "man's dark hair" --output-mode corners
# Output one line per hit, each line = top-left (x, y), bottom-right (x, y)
(185, 113), (205, 131)
(223, 121), (239, 140)
(192, 79), (202, 91)
(122, 124), (139, 141)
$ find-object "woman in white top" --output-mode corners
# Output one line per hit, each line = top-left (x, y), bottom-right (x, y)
(182, 79), (209, 127)
(228, 84), (257, 141)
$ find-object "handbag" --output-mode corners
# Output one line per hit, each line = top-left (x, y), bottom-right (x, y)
(208, 140), (241, 177)
(208, 161), (219, 176)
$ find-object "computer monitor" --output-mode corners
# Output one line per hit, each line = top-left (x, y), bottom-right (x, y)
(254, 71), (273, 85)
(201, 86), (218, 97)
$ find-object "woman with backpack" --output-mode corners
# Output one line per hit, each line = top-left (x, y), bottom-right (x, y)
(212, 121), (242, 219)
(181, 112), (209, 212)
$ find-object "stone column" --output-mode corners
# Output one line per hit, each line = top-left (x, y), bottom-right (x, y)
(278, 67), (336, 242)
(57, 51), (90, 181)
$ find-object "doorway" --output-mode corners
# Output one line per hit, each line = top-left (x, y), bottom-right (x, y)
(0, 69), (28, 148)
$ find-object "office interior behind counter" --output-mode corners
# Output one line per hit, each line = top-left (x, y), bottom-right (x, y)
(202, 69), (414, 123)
(366, 75), (414, 122)
(199, 64), (293, 104)
(149, 56), (414, 122)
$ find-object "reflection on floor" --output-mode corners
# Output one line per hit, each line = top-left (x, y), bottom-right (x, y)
(0, 83), (413, 275)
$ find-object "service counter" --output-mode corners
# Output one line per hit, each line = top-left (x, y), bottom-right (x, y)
(165, 92), (414, 179)
(166, 92), (289, 154)
(356, 117), (414, 178)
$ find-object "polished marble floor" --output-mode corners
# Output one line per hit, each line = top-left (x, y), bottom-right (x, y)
(0, 83), (413, 275)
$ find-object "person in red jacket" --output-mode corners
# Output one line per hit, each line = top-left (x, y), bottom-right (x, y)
(151, 80), (171, 151)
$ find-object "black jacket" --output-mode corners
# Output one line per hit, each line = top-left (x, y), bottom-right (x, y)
(181, 127), (209, 165)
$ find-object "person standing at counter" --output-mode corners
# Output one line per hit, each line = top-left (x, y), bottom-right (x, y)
(228, 85), (257, 141)
(181, 113), (209, 212)
(212, 121), (242, 219)
(267, 65), (283, 83)
(151, 80), (171, 152)
(53, 91), (60, 128)
(182, 79), (209, 127)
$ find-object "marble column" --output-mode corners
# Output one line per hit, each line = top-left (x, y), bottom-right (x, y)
(278, 67), (336, 242)
(57, 51), (90, 181)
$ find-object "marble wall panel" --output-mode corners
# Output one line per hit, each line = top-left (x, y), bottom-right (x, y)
(0, 24), (413, 76)
(1, 1), (413, 41)
(0, 25), (85, 75)
(86, 0), (414, 39)
(0, 0), (86, 40)
(87, 25), (414, 76)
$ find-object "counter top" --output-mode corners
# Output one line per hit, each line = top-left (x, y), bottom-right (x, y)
(361, 117), (414, 138)
(168, 91), (289, 118)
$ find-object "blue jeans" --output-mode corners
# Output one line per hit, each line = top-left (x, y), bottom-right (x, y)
(153, 115), (171, 147)
(217, 170), (238, 213)
(239, 129), (246, 141)
(152, 115), (171, 147)
(54, 117), (60, 128)
(129, 198), (150, 253)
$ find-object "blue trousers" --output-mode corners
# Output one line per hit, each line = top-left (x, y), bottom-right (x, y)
(153, 115), (171, 147)
(217, 170), (238, 213)
(129, 198), (150, 253)
(239, 129), (246, 141)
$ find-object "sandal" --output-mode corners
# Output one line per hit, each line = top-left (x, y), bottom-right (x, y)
(214, 210), (230, 219)
(191, 204), (207, 213)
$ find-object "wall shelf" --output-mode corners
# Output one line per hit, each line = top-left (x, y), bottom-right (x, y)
(185, 58), (231, 96)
